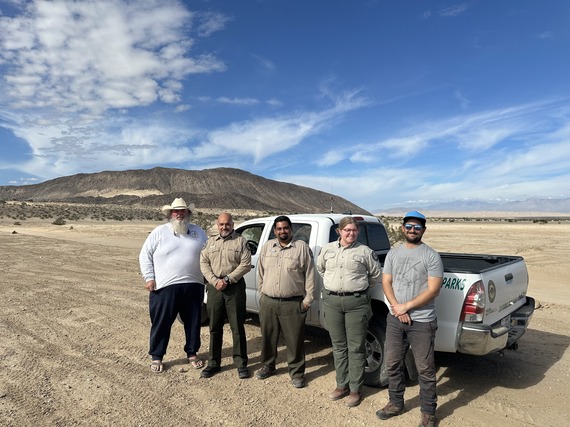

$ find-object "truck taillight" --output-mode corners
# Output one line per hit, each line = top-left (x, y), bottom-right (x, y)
(460, 280), (485, 322)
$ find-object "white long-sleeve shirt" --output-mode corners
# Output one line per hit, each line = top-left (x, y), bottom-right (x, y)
(139, 223), (207, 290)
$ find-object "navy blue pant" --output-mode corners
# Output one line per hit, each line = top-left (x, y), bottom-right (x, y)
(149, 282), (204, 360)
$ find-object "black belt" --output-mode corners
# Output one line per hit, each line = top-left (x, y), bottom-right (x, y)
(327, 289), (368, 296)
(265, 295), (303, 302)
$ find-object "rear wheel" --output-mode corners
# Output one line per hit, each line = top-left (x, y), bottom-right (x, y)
(364, 315), (388, 387)
(176, 303), (209, 326)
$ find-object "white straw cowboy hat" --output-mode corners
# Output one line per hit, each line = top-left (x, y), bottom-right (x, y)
(161, 198), (195, 215)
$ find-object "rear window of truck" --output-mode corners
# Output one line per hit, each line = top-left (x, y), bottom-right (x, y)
(329, 222), (390, 252)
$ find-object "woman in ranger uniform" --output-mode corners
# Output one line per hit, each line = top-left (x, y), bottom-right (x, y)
(317, 216), (382, 408)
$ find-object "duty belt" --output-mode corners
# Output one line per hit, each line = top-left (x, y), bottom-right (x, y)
(327, 288), (368, 296)
(265, 295), (303, 302)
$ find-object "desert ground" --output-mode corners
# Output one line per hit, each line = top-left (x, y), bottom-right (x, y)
(1, 214), (569, 426)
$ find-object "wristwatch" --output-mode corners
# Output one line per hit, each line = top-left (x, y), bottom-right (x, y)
(223, 276), (230, 285)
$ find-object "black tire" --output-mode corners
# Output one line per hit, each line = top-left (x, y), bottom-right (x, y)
(176, 303), (209, 326)
(364, 315), (388, 388)
(200, 303), (209, 325)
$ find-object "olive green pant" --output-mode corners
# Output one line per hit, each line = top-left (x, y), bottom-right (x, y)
(206, 280), (248, 369)
(259, 294), (307, 379)
(322, 289), (372, 392)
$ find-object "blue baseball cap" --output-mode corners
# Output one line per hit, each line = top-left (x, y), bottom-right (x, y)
(403, 210), (426, 226)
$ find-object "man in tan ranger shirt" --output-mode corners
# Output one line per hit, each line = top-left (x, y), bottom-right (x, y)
(200, 213), (252, 379)
(255, 215), (315, 389)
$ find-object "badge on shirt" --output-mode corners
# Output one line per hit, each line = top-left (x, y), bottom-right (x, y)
(190, 230), (199, 238)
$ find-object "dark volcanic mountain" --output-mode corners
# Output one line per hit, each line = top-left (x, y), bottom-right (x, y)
(0, 167), (369, 214)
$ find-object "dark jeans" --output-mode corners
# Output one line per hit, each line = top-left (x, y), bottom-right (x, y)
(258, 294), (307, 379)
(322, 289), (372, 392)
(385, 314), (438, 415)
(149, 282), (204, 360)
(206, 279), (248, 368)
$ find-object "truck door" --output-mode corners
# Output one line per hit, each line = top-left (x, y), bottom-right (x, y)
(236, 222), (269, 312)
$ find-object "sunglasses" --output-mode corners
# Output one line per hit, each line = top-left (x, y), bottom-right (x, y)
(404, 224), (423, 231)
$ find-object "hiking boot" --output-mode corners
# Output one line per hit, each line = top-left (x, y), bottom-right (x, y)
(329, 387), (350, 401)
(418, 412), (436, 427)
(255, 365), (276, 379)
(376, 401), (404, 420)
(345, 392), (361, 407)
(291, 376), (306, 388)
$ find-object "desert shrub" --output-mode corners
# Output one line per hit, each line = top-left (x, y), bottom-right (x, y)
(13, 221), (21, 226)
(52, 217), (66, 226)
(379, 217), (404, 246)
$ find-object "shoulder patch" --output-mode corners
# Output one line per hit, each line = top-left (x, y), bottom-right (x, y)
(308, 248), (314, 259)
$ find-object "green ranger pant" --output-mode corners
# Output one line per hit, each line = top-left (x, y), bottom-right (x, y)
(259, 294), (307, 379)
(206, 279), (248, 369)
(322, 289), (372, 392)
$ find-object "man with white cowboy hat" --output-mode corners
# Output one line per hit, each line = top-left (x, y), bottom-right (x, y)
(139, 197), (207, 373)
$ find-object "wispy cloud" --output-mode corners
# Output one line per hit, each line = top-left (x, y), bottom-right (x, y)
(194, 89), (369, 163)
(252, 54), (276, 72)
(538, 31), (554, 39)
(455, 89), (471, 109)
(217, 97), (260, 105)
(318, 100), (560, 167)
(438, 3), (470, 18)
(304, 100), (570, 208)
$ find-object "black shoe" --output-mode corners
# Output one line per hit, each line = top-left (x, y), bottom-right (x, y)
(200, 366), (220, 378)
(376, 402), (404, 420)
(291, 376), (306, 388)
(238, 367), (250, 379)
(255, 365), (276, 379)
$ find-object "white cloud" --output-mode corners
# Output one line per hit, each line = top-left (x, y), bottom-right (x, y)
(193, 90), (368, 163)
(0, 0), (227, 114)
(300, 100), (570, 208)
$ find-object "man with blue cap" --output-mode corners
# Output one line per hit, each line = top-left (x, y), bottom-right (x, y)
(376, 211), (444, 427)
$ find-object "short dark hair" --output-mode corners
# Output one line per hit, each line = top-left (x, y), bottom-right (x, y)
(273, 215), (292, 228)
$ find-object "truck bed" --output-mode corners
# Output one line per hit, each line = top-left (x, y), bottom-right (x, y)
(440, 252), (524, 274)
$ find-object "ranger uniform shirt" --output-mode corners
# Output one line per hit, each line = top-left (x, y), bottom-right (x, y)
(317, 240), (382, 293)
(200, 231), (252, 285)
(257, 238), (315, 307)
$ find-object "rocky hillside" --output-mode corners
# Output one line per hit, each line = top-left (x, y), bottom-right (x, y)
(0, 167), (369, 215)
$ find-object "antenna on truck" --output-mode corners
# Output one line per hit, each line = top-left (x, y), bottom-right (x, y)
(330, 181), (334, 213)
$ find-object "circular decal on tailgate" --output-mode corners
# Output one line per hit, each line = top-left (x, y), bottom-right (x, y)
(488, 280), (496, 303)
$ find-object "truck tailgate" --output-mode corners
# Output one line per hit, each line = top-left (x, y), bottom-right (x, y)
(437, 253), (531, 354)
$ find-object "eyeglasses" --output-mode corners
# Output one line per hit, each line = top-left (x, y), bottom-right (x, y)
(404, 224), (423, 231)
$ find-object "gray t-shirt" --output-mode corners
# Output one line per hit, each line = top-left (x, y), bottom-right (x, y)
(383, 242), (444, 322)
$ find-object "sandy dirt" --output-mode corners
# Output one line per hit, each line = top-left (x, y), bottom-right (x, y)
(1, 217), (569, 426)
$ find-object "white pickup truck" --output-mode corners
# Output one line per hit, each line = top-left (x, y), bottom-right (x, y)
(232, 213), (535, 387)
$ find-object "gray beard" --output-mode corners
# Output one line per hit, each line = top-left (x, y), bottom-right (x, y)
(170, 219), (189, 235)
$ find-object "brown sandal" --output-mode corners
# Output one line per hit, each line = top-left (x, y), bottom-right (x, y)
(150, 360), (163, 373)
(188, 356), (204, 369)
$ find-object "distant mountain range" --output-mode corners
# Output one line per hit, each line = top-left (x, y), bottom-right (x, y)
(0, 167), (369, 215)
(376, 197), (570, 214)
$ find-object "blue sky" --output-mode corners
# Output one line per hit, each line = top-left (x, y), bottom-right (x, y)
(1, 0), (570, 211)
